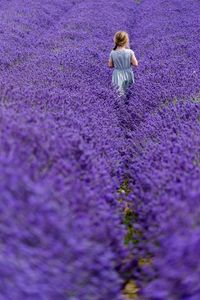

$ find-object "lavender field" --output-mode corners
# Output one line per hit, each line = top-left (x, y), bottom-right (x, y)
(0, 0), (200, 299)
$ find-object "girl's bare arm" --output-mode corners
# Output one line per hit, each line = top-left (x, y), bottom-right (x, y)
(108, 57), (114, 68)
(131, 53), (138, 66)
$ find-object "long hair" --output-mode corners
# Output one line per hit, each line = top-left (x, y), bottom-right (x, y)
(113, 31), (129, 50)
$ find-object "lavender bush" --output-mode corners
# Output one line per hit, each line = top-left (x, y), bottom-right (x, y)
(0, 0), (200, 299)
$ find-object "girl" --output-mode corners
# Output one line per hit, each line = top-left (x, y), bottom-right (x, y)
(108, 31), (138, 97)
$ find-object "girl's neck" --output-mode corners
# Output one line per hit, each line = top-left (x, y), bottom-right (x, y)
(116, 45), (128, 50)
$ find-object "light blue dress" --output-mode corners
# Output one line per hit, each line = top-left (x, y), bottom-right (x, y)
(109, 48), (135, 96)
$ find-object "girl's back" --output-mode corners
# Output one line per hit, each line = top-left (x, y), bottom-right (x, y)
(110, 48), (135, 70)
(109, 48), (135, 96)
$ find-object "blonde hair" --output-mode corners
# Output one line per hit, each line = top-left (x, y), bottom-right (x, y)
(113, 31), (129, 50)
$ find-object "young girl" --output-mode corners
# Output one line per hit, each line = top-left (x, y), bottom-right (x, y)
(108, 31), (138, 97)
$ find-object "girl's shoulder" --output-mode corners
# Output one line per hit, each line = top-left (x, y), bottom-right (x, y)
(128, 48), (135, 54)
(109, 48), (134, 57)
(109, 49), (116, 58)
(127, 48), (135, 58)
(111, 48), (134, 53)
(110, 48), (127, 54)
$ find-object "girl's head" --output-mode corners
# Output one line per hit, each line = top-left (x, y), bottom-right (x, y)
(113, 31), (129, 50)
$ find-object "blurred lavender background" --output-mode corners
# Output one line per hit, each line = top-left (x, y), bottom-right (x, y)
(0, 0), (200, 299)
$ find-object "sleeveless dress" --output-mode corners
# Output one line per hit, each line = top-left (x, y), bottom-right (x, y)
(109, 48), (135, 96)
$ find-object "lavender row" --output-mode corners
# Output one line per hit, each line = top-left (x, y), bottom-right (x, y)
(122, 0), (200, 298)
(0, 1), (136, 299)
